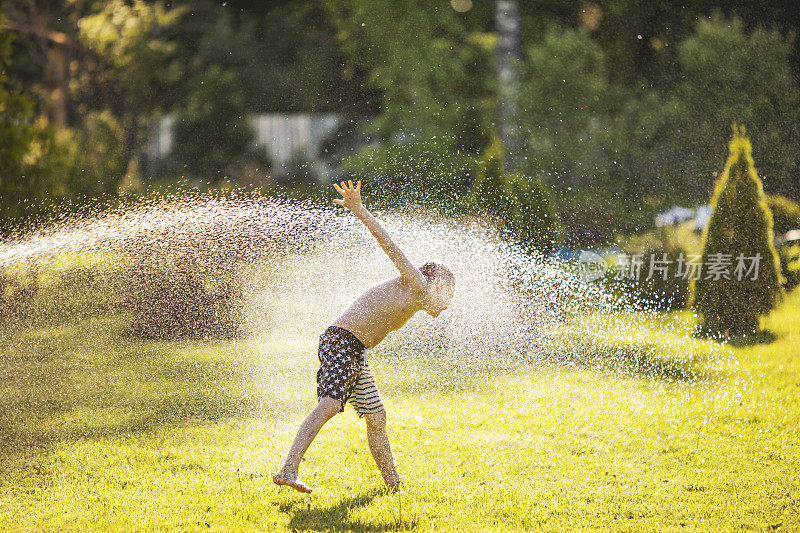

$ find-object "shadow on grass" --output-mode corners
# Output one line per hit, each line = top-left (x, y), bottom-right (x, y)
(281, 487), (416, 531)
(540, 345), (718, 382)
(0, 313), (298, 470)
(0, 307), (724, 478)
(377, 340), (720, 399)
(724, 331), (777, 347)
(691, 325), (779, 347)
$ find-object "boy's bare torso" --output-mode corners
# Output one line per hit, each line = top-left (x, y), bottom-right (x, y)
(332, 275), (422, 349)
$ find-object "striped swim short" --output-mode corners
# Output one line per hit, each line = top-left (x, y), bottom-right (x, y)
(316, 326), (385, 417)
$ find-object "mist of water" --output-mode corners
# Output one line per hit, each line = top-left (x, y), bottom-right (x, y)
(1, 190), (756, 431)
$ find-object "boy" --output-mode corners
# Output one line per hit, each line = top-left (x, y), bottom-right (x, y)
(273, 180), (455, 494)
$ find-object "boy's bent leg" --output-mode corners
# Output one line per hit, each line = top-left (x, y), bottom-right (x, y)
(274, 397), (342, 493)
(364, 409), (402, 491)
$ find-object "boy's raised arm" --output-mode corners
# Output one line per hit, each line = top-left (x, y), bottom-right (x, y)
(333, 180), (427, 293)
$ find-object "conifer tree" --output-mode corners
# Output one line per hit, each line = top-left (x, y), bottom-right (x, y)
(688, 125), (784, 335)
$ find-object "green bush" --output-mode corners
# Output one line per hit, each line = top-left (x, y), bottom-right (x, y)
(49, 110), (129, 198)
(466, 137), (562, 253)
(688, 126), (784, 335)
(776, 243), (800, 291)
(0, 264), (38, 324)
(126, 254), (243, 340)
(557, 191), (664, 247)
(616, 223), (702, 310)
(120, 195), (320, 340)
(766, 194), (800, 290)
(766, 194), (800, 235)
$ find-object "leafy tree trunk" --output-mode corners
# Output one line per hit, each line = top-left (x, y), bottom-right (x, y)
(122, 111), (139, 183)
(496, 0), (522, 173)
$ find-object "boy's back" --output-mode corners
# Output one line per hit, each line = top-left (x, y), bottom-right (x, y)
(332, 275), (424, 349)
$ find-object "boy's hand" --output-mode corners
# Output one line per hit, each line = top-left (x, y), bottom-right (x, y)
(333, 180), (364, 213)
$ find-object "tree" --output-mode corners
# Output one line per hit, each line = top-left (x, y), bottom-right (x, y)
(1, 1), (179, 209)
(0, 16), (65, 234)
(167, 8), (269, 183)
(74, 0), (184, 171)
(170, 64), (266, 183)
(518, 27), (610, 189)
(688, 126), (784, 336)
(467, 135), (562, 253)
(240, 0), (378, 114)
(596, 12), (800, 236)
(327, 0), (494, 153)
(670, 13), (800, 199)
(331, 0), (523, 213)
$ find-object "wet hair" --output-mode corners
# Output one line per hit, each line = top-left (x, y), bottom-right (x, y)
(419, 262), (455, 287)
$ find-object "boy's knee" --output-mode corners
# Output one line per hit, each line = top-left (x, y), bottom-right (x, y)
(364, 409), (387, 428)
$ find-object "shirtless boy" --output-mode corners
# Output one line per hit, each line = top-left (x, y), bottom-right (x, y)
(273, 180), (455, 494)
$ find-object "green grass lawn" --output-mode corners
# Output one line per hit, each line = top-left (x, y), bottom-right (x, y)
(1, 289), (799, 531)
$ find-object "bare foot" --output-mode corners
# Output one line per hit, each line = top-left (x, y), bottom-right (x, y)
(273, 471), (313, 494)
(387, 479), (405, 494)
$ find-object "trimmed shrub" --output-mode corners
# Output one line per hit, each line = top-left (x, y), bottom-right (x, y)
(466, 137), (562, 253)
(688, 126), (784, 335)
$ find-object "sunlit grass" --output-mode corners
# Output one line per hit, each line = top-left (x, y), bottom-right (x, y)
(1, 291), (799, 530)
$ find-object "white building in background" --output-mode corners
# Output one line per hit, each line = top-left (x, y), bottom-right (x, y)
(142, 113), (346, 178)
(654, 204), (713, 232)
(249, 113), (343, 174)
(654, 205), (696, 227)
(693, 205), (713, 232)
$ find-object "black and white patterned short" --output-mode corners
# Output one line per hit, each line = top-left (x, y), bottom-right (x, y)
(316, 326), (384, 417)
